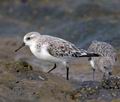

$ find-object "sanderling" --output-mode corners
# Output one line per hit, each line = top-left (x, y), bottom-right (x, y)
(15, 32), (100, 80)
(87, 40), (117, 79)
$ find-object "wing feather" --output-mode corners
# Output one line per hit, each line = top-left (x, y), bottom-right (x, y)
(39, 35), (99, 58)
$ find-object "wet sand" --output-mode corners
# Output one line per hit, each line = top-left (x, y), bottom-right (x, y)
(0, 37), (119, 102)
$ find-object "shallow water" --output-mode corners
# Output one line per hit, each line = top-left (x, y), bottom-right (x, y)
(0, 0), (120, 49)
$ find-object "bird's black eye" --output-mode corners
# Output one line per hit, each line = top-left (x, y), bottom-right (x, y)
(26, 37), (30, 40)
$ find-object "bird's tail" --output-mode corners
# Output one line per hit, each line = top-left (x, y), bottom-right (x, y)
(72, 49), (100, 57)
(80, 52), (100, 57)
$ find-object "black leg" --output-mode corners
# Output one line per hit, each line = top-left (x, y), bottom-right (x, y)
(47, 63), (56, 73)
(66, 66), (69, 80)
(92, 68), (95, 81)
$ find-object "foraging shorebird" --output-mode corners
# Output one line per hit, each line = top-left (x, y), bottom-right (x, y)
(87, 40), (117, 79)
(15, 32), (100, 80)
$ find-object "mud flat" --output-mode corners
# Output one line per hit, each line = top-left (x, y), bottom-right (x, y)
(0, 38), (119, 102)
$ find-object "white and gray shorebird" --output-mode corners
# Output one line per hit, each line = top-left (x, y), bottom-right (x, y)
(87, 40), (117, 79)
(15, 32), (100, 80)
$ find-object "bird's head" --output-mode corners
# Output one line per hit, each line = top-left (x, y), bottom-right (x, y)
(15, 32), (41, 52)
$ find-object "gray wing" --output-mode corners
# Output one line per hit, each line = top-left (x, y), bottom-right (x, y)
(44, 36), (99, 58)
(47, 38), (82, 58)
(88, 40), (117, 60)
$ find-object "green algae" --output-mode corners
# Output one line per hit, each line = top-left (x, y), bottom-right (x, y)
(101, 76), (120, 89)
(70, 86), (99, 101)
(3, 60), (33, 73)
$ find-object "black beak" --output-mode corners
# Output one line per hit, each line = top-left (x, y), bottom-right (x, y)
(15, 42), (25, 52)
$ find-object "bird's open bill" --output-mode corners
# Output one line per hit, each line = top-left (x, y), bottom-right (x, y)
(15, 42), (25, 52)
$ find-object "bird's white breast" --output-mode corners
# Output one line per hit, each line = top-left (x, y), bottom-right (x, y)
(90, 60), (95, 68)
(30, 44), (62, 63)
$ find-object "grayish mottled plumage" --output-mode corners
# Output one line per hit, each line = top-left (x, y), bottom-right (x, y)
(15, 32), (100, 80)
(87, 40), (117, 79)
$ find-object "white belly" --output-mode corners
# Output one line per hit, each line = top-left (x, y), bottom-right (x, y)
(90, 60), (95, 68)
(30, 45), (62, 63)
